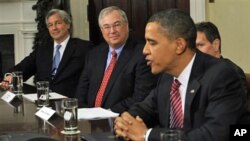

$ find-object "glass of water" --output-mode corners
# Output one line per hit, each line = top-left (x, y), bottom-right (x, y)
(61, 98), (80, 134)
(36, 81), (49, 108)
(11, 71), (23, 95)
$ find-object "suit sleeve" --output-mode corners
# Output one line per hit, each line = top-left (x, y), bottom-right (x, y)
(111, 45), (159, 113)
(128, 88), (160, 127)
(75, 52), (90, 108)
(148, 64), (246, 141)
(127, 62), (246, 141)
(9, 49), (37, 81)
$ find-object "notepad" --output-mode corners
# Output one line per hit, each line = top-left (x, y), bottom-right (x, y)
(78, 107), (119, 120)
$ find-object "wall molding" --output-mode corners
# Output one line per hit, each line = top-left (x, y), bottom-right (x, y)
(0, 0), (37, 64)
(190, 0), (206, 22)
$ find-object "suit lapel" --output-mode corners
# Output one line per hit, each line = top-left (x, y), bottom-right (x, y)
(184, 51), (205, 129)
(184, 79), (200, 129)
(43, 41), (54, 79)
(90, 45), (109, 105)
(95, 45), (109, 87)
(159, 75), (173, 126)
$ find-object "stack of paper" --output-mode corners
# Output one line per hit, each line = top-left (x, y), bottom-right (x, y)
(78, 107), (119, 120)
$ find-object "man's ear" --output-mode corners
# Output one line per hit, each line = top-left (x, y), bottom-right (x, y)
(176, 37), (187, 54)
(212, 39), (220, 52)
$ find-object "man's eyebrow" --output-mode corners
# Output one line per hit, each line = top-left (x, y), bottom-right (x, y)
(146, 38), (155, 42)
(103, 20), (122, 26)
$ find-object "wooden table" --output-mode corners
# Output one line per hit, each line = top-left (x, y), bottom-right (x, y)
(0, 92), (116, 141)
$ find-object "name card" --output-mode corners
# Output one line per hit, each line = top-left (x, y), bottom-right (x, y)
(1, 91), (16, 103)
(35, 106), (56, 121)
(64, 111), (72, 121)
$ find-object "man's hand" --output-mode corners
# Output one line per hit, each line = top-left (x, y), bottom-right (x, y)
(0, 74), (12, 90)
(114, 112), (148, 141)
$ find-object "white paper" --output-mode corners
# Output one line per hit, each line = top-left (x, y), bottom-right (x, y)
(22, 92), (67, 103)
(35, 106), (56, 120)
(78, 107), (119, 120)
(1, 91), (16, 103)
(64, 111), (72, 121)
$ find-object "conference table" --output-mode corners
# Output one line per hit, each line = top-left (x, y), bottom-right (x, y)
(0, 88), (119, 141)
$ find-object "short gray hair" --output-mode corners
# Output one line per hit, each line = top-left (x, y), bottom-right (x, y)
(98, 6), (128, 27)
(45, 9), (72, 30)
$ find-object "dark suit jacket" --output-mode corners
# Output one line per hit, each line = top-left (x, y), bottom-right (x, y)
(0, 51), (2, 80)
(222, 57), (247, 93)
(128, 51), (247, 141)
(75, 38), (158, 113)
(10, 38), (93, 97)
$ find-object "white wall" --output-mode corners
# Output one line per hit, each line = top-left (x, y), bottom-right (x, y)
(190, 0), (206, 22)
(205, 0), (250, 73)
(0, 0), (37, 85)
(70, 0), (89, 40)
(0, 0), (37, 63)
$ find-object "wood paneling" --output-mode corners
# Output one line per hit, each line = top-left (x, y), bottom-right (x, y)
(89, 0), (190, 45)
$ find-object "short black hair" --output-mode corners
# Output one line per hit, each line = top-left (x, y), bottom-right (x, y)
(196, 21), (221, 50)
(148, 9), (197, 50)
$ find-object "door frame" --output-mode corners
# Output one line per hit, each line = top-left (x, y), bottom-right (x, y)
(190, 0), (206, 22)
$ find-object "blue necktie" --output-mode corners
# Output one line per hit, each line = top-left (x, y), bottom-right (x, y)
(52, 44), (62, 75)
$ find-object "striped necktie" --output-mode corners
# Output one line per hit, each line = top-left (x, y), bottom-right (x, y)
(94, 50), (117, 107)
(52, 44), (62, 75)
(169, 79), (183, 128)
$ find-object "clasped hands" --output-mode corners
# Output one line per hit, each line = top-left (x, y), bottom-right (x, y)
(114, 112), (148, 141)
(0, 74), (12, 90)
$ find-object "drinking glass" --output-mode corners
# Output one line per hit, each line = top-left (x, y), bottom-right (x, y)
(54, 100), (63, 116)
(61, 98), (80, 134)
(36, 81), (49, 107)
(5, 71), (23, 95)
(161, 129), (183, 141)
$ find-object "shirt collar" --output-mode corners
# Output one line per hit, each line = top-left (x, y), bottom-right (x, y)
(176, 53), (196, 88)
(108, 43), (125, 58)
(54, 35), (70, 48)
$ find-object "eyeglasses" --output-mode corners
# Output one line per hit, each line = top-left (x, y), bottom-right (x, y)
(101, 21), (124, 32)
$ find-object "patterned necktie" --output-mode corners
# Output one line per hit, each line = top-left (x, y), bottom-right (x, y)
(95, 50), (117, 107)
(169, 79), (183, 128)
(52, 44), (62, 75)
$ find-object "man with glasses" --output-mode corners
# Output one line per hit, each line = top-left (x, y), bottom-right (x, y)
(75, 6), (158, 113)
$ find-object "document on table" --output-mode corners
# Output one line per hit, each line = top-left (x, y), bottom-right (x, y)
(22, 92), (67, 103)
(78, 107), (119, 120)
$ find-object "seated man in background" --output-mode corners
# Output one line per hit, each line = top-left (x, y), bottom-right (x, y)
(1, 9), (93, 97)
(196, 21), (246, 93)
(114, 9), (247, 141)
(75, 6), (158, 113)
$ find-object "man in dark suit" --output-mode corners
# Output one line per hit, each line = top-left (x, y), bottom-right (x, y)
(195, 21), (247, 93)
(1, 9), (92, 97)
(75, 6), (158, 113)
(114, 9), (247, 141)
